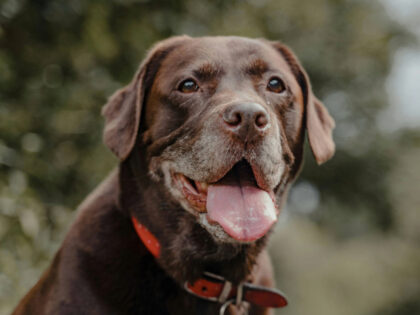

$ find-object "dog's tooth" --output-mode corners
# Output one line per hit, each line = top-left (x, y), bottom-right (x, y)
(196, 181), (208, 193)
(177, 174), (207, 213)
(201, 182), (208, 191)
(175, 173), (184, 185)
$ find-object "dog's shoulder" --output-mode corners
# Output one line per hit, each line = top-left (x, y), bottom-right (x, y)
(76, 168), (120, 218)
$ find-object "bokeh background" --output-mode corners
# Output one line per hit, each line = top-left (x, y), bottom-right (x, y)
(1, 0), (419, 314)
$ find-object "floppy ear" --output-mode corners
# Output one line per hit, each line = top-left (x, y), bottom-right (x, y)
(272, 42), (335, 164)
(102, 68), (144, 160)
(306, 95), (335, 164)
(102, 36), (190, 160)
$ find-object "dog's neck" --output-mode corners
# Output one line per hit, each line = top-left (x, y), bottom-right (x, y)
(130, 207), (288, 310)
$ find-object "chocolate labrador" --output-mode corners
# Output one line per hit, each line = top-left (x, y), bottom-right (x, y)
(13, 36), (334, 315)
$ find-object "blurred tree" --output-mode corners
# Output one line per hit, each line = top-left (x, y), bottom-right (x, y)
(0, 0), (418, 314)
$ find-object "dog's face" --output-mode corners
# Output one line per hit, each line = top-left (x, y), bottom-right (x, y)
(103, 36), (335, 245)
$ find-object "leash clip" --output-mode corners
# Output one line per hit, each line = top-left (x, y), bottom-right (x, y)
(219, 299), (234, 315)
(219, 282), (248, 315)
(219, 301), (249, 315)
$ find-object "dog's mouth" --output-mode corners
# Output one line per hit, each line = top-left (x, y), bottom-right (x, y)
(173, 160), (278, 242)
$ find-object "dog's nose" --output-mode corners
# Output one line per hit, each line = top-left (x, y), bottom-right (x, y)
(222, 102), (270, 140)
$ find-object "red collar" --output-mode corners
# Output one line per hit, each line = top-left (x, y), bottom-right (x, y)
(132, 217), (161, 258)
(131, 217), (288, 310)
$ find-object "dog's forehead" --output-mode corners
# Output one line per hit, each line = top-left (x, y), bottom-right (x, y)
(149, 36), (304, 107)
(158, 37), (293, 77)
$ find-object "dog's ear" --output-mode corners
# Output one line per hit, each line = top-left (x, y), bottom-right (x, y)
(271, 42), (335, 164)
(102, 36), (190, 160)
(306, 95), (335, 164)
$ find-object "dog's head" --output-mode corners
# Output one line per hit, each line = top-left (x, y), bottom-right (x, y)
(102, 36), (334, 246)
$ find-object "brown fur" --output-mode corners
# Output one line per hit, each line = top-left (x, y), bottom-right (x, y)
(13, 36), (334, 315)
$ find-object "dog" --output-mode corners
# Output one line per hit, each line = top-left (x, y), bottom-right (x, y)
(13, 36), (335, 315)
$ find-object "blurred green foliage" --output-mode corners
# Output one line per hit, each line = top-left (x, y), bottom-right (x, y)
(0, 0), (419, 314)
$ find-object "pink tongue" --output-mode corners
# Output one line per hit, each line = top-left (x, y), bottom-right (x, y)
(206, 165), (277, 242)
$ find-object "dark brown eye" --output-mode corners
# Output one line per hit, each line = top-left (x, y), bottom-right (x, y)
(178, 79), (199, 93)
(267, 77), (285, 93)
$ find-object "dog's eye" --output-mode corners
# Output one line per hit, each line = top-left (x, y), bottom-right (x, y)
(267, 77), (285, 93)
(178, 79), (199, 93)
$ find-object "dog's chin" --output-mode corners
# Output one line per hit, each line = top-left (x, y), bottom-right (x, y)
(160, 159), (281, 244)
